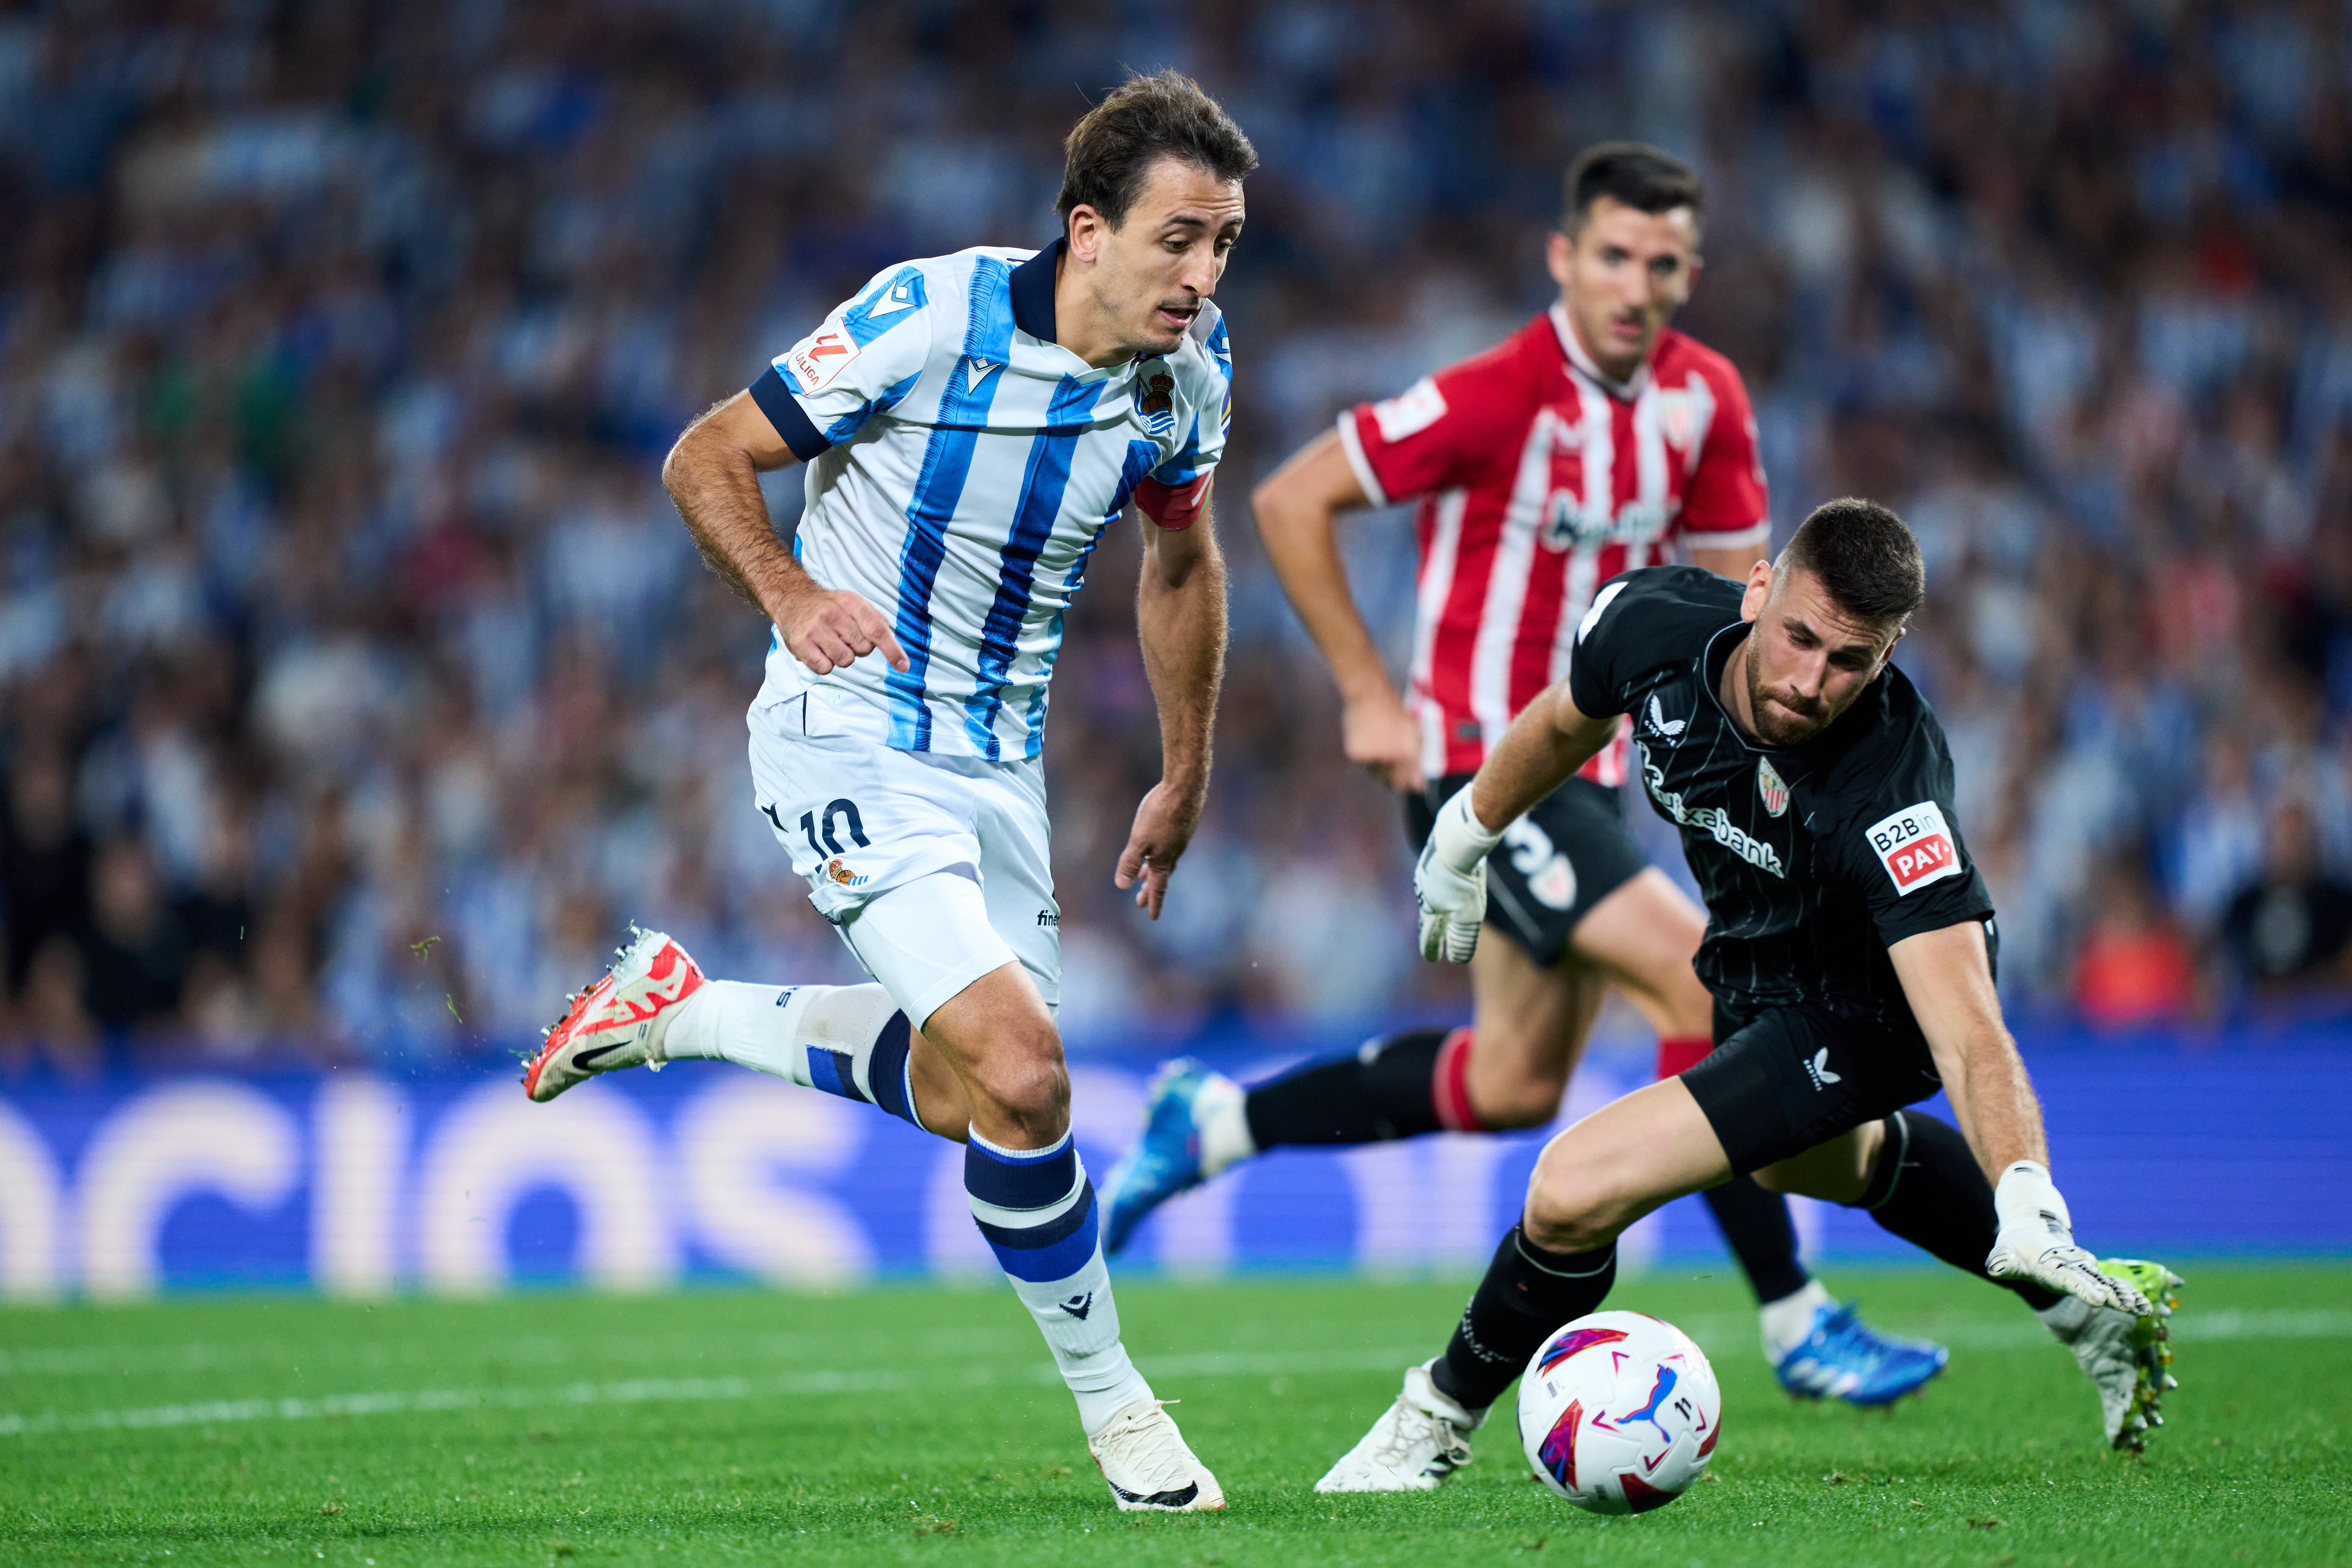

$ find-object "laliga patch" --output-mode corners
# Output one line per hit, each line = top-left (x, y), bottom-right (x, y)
(788, 326), (861, 392)
(1865, 801), (1962, 894)
(1372, 376), (1447, 443)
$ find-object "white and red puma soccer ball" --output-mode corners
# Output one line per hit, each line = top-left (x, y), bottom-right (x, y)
(1518, 1310), (1723, 1514)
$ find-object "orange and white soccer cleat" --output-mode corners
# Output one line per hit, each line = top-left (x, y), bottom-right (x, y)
(522, 927), (706, 1103)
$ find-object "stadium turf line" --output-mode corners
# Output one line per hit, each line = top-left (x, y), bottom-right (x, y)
(0, 1265), (2344, 1567)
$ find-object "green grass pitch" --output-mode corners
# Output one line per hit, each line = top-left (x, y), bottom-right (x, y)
(1, 1265), (2345, 1566)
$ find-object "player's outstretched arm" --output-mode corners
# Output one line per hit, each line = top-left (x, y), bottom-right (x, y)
(1890, 923), (2153, 1316)
(1468, 681), (1620, 841)
(1120, 501), (1228, 920)
(1252, 431), (1420, 792)
(661, 393), (908, 676)
(1413, 682), (1618, 962)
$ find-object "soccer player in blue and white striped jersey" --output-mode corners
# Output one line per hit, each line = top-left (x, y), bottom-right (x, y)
(519, 72), (1252, 1512)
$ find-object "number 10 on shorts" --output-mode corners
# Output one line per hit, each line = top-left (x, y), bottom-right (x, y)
(765, 796), (872, 876)
(800, 797), (870, 858)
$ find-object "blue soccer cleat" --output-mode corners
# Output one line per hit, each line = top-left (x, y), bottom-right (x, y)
(1772, 1300), (1949, 1407)
(1101, 1058), (1233, 1256)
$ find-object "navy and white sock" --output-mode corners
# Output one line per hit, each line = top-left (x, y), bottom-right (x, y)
(662, 981), (921, 1128)
(966, 1129), (1154, 1435)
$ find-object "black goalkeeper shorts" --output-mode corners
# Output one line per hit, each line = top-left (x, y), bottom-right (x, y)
(1680, 999), (1947, 1175)
(1405, 774), (1649, 968)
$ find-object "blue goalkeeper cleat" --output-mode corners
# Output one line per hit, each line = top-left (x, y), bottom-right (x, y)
(1102, 1058), (1229, 1256)
(1773, 1301), (1949, 1407)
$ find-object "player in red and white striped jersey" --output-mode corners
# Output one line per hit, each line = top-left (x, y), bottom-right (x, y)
(1105, 144), (1944, 1408)
(1336, 263), (1768, 789)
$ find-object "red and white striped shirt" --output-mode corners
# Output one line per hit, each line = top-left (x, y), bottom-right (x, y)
(1338, 307), (1770, 785)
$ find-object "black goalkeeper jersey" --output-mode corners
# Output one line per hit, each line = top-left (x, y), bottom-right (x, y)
(1567, 565), (1995, 1020)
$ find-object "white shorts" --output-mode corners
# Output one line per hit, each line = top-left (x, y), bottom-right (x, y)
(747, 684), (1060, 1027)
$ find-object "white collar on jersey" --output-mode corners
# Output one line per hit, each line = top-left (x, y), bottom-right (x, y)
(1549, 302), (1649, 401)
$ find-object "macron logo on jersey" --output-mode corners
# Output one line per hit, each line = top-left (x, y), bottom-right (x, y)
(867, 278), (919, 318)
(1866, 802), (1963, 894)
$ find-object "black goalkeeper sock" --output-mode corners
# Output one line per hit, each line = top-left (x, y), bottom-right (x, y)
(1702, 1176), (1811, 1305)
(1243, 1027), (1456, 1148)
(1858, 1110), (2060, 1312)
(1430, 1226), (1616, 1414)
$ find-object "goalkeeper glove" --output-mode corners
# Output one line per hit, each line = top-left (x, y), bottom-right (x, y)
(1415, 788), (1501, 963)
(1986, 1161), (2154, 1316)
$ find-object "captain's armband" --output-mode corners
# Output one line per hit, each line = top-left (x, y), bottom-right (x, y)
(1135, 474), (1210, 530)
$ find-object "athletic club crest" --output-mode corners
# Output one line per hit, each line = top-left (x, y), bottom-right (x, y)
(1656, 388), (1697, 452)
(1757, 758), (1790, 818)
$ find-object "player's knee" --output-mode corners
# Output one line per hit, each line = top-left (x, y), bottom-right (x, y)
(963, 1027), (1069, 1140)
(1522, 1183), (1621, 1253)
(1522, 1145), (1629, 1253)
(1469, 1071), (1568, 1130)
(1457, 1018), (1567, 1129)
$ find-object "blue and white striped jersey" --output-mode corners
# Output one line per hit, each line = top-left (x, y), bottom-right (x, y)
(748, 242), (1232, 760)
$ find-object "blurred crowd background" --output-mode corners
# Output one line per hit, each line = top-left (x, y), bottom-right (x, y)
(5, 0), (2352, 1076)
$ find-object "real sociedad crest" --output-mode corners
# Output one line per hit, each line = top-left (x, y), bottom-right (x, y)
(1139, 367), (1177, 438)
(1757, 757), (1790, 817)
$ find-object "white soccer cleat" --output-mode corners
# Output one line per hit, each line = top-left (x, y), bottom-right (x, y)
(522, 927), (706, 1103)
(1315, 1361), (1483, 1493)
(1087, 1400), (1224, 1512)
(2042, 1259), (2183, 1452)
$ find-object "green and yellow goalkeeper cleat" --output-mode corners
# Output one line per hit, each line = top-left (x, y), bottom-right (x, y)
(2045, 1259), (2182, 1453)
(2102, 1258), (2183, 1450)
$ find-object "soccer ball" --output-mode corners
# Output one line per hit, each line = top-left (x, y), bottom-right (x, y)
(1518, 1310), (1722, 1514)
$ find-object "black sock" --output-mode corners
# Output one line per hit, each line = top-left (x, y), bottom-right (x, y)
(1430, 1226), (1616, 1414)
(1859, 1111), (2060, 1312)
(1243, 1028), (1448, 1148)
(1703, 1177), (1811, 1304)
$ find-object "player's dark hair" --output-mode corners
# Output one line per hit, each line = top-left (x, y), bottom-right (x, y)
(1057, 70), (1257, 235)
(1562, 142), (1705, 234)
(1780, 498), (1926, 627)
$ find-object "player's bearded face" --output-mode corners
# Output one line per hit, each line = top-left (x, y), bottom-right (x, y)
(1081, 158), (1244, 359)
(1740, 566), (1899, 747)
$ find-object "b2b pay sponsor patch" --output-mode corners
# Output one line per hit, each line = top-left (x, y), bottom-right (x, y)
(1864, 801), (1962, 894)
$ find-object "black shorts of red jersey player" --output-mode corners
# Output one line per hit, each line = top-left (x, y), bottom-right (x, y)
(1405, 775), (1649, 965)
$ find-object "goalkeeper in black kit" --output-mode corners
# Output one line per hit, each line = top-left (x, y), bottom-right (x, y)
(1315, 499), (2180, 1493)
